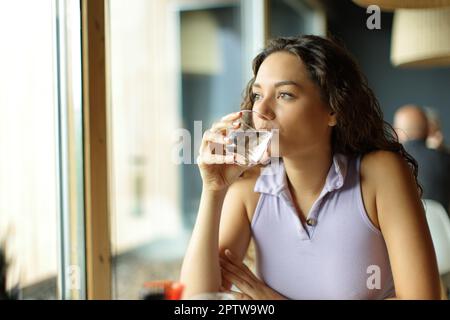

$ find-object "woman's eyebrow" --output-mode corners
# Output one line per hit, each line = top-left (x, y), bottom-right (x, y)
(252, 80), (300, 88)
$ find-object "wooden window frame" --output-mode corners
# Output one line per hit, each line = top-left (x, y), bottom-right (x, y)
(81, 0), (112, 300)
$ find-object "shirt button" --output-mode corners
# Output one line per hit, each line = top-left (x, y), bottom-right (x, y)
(306, 218), (317, 226)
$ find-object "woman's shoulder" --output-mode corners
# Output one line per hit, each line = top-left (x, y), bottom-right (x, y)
(359, 150), (412, 229)
(360, 150), (411, 178)
(360, 150), (414, 193)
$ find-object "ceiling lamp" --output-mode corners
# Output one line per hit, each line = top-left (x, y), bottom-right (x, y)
(391, 7), (450, 67)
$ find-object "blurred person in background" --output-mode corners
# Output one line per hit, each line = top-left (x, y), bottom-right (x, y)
(424, 106), (449, 153)
(394, 104), (450, 214)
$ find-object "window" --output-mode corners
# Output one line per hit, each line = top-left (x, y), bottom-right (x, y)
(0, 0), (86, 300)
(0, 0), (58, 299)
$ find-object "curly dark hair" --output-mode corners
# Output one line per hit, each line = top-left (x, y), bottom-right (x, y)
(241, 35), (421, 195)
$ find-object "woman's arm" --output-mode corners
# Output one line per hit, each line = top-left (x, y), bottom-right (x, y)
(179, 187), (227, 299)
(179, 179), (252, 299)
(366, 150), (441, 299)
(179, 111), (251, 298)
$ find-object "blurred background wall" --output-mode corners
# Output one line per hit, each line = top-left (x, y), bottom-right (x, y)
(325, 0), (450, 140)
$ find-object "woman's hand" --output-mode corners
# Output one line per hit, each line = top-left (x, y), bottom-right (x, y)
(198, 111), (251, 191)
(219, 249), (287, 300)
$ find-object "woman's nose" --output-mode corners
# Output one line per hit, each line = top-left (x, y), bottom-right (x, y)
(253, 99), (275, 120)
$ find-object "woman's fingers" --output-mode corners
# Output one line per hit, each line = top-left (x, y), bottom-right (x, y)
(221, 111), (242, 121)
(221, 268), (255, 296)
(197, 111), (251, 166)
(204, 130), (229, 145)
(211, 120), (241, 133)
(220, 254), (259, 288)
(209, 111), (242, 135)
(225, 249), (241, 262)
(198, 148), (250, 166)
(224, 290), (252, 300)
(221, 276), (232, 291)
(198, 111), (242, 154)
(219, 285), (251, 300)
(223, 249), (259, 281)
(199, 153), (235, 165)
(198, 131), (249, 166)
(233, 153), (249, 166)
(199, 130), (230, 156)
(220, 256), (258, 284)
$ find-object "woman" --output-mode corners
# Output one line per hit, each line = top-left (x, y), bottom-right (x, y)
(179, 35), (441, 299)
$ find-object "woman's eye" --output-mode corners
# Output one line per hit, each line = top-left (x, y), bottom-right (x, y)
(252, 93), (262, 101)
(278, 92), (294, 99)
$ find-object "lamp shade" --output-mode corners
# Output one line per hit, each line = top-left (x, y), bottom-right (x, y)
(181, 11), (222, 75)
(391, 7), (450, 67)
(353, 0), (450, 11)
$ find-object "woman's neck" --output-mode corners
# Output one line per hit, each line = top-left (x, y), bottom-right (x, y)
(282, 147), (333, 199)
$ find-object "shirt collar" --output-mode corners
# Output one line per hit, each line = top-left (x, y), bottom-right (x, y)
(254, 153), (349, 196)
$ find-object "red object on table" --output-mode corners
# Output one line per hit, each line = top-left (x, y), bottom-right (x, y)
(142, 280), (184, 300)
(166, 282), (184, 300)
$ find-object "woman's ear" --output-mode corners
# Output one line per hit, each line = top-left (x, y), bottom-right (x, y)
(328, 111), (337, 127)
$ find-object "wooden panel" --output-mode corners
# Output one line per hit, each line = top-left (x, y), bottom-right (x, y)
(81, 0), (112, 300)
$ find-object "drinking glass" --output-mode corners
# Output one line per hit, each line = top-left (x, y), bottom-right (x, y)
(225, 110), (276, 166)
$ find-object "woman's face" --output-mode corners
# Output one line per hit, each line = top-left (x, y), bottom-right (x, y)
(252, 51), (336, 158)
